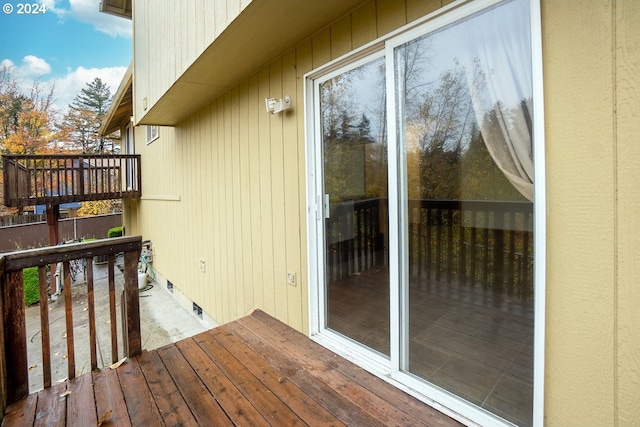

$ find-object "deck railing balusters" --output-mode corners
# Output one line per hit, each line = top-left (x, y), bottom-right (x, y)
(108, 253), (118, 363)
(0, 236), (143, 408)
(2, 154), (142, 207)
(326, 199), (533, 300)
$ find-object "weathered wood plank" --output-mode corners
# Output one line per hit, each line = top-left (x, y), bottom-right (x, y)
(227, 320), (385, 427)
(137, 350), (198, 426)
(92, 368), (131, 427)
(108, 254), (118, 364)
(4, 270), (28, 403)
(197, 330), (305, 426)
(2, 236), (142, 273)
(3, 311), (459, 427)
(247, 311), (458, 427)
(33, 380), (67, 427)
(86, 258), (97, 371)
(62, 262), (76, 380)
(156, 344), (233, 426)
(175, 337), (271, 427)
(0, 256), (6, 416)
(38, 266), (51, 388)
(116, 358), (164, 426)
(123, 250), (141, 357)
(210, 325), (346, 427)
(2, 393), (37, 426)
(66, 373), (98, 426)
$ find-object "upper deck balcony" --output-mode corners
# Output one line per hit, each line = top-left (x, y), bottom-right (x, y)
(2, 154), (141, 208)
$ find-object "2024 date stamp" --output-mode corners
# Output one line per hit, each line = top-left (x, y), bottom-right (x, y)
(3, 2), (47, 15)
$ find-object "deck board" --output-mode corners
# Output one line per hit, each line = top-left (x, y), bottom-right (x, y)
(2, 310), (461, 427)
(137, 350), (198, 426)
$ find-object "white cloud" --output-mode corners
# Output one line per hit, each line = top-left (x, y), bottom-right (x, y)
(22, 55), (52, 77)
(2, 55), (52, 78)
(52, 65), (128, 112)
(2, 59), (127, 115)
(69, 0), (132, 38)
(38, 0), (65, 17)
(38, 0), (131, 38)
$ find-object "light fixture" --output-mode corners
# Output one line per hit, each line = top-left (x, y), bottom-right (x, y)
(265, 96), (291, 114)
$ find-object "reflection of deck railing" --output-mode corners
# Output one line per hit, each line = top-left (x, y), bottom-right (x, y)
(0, 236), (142, 410)
(327, 199), (534, 301)
(2, 154), (141, 207)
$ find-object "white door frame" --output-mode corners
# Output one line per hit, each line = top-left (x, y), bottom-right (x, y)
(304, 1), (546, 425)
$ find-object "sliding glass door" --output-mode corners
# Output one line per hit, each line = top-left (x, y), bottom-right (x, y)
(320, 55), (390, 357)
(310, 1), (541, 425)
(394, 1), (534, 425)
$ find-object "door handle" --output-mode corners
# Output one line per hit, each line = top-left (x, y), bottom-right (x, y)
(324, 194), (330, 219)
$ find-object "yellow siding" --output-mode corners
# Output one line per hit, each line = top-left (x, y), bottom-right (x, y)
(129, 0), (640, 424)
(133, 0), (250, 121)
(543, 1), (640, 425)
(616, 0), (640, 424)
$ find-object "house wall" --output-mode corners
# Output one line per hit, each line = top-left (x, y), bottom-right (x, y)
(543, 1), (640, 425)
(132, 0), (251, 121)
(128, 0), (640, 425)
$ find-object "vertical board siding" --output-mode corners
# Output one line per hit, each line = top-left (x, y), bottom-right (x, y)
(352, 2), (378, 49)
(332, 16), (353, 59)
(132, 0), (424, 329)
(134, 0), (248, 121)
(296, 39), (313, 334)
(543, 1), (616, 426)
(248, 73), (265, 313)
(616, 0), (640, 424)
(125, 1), (640, 426)
(283, 48), (303, 331)
(269, 59), (288, 323)
(238, 81), (254, 316)
(258, 66), (276, 317)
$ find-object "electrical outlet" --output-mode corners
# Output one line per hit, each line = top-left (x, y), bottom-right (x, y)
(200, 259), (206, 273)
(287, 272), (296, 286)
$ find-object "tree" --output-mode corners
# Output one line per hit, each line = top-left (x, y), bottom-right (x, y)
(58, 78), (114, 153)
(0, 65), (56, 155)
(0, 65), (57, 213)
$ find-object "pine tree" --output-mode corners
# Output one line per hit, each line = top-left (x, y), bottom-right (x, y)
(58, 78), (113, 153)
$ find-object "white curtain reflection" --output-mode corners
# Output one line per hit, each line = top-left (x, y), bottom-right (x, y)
(460, 0), (534, 201)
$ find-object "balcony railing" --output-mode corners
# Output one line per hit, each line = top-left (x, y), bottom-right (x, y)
(0, 236), (142, 413)
(327, 199), (534, 301)
(2, 154), (141, 207)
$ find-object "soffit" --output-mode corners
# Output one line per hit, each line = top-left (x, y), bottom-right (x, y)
(138, 0), (367, 126)
(99, 0), (132, 19)
(99, 63), (133, 136)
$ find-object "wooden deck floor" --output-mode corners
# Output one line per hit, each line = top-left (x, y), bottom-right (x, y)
(2, 310), (460, 426)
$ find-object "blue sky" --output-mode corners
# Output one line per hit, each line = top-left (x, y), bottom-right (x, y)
(0, 0), (131, 114)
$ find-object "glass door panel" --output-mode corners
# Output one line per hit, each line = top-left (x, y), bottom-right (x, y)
(321, 56), (390, 356)
(394, 1), (535, 425)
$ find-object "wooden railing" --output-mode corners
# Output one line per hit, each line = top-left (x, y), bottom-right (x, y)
(327, 199), (534, 301)
(2, 154), (141, 207)
(0, 236), (142, 415)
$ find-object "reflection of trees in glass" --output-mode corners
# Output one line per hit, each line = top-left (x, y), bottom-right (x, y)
(321, 59), (387, 204)
(400, 38), (527, 202)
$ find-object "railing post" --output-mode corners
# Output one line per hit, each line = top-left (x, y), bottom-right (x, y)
(123, 249), (142, 357)
(78, 156), (85, 198)
(0, 257), (7, 421)
(2, 270), (28, 403)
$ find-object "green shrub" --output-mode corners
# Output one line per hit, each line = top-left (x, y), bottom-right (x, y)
(108, 226), (123, 238)
(23, 267), (39, 306)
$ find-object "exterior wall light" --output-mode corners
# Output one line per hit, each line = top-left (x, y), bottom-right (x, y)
(265, 96), (291, 114)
